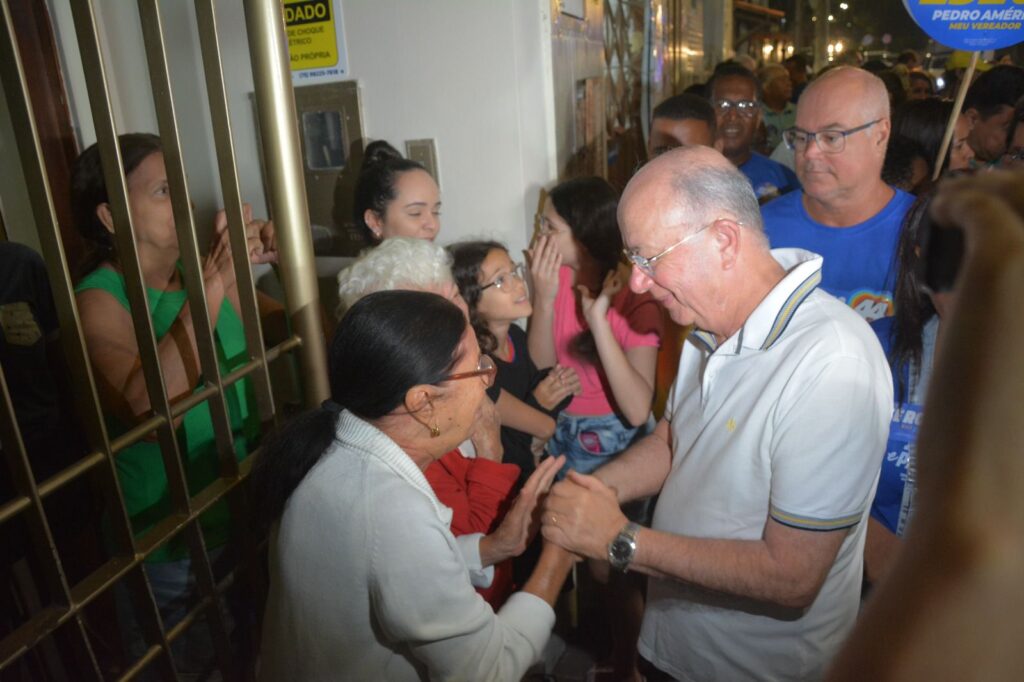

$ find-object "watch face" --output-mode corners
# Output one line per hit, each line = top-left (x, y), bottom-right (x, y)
(610, 536), (634, 563)
(608, 523), (639, 570)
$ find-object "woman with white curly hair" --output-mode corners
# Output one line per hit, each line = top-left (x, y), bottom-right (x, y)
(336, 238), (545, 608)
(337, 236), (464, 315)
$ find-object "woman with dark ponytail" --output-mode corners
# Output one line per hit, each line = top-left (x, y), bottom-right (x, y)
(70, 133), (161, 278)
(353, 140), (442, 243)
(254, 290), (573, 681)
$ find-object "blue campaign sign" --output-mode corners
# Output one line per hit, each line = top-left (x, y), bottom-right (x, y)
(903, 0), (1024, 51)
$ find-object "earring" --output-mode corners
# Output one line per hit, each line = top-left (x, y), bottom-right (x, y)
(429, 423), (441, 438)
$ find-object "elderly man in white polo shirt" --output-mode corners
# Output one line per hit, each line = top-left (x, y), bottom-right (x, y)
(541, 146), (891, 682)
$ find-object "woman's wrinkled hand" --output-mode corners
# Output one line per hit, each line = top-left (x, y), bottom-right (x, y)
(213, 203), (278, 266)
(479, 455), (565, 566)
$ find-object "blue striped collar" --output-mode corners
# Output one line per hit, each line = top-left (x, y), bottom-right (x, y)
(689, 329), (719, 352)
(688, 249), (823, 354)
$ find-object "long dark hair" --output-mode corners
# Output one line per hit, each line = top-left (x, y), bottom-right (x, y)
(892, 98), (955, 175)
(250, 290), (467, 527)
(70, 133), (164, 280)
(889, 193), (935, 400)
(352, 140), (427, 243)
(448, 240), (506, 355)
(549, 176), (622, 363)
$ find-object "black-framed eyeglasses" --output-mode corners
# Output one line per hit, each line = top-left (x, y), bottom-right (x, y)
(783, 119), (881, 154)
(623, 220), (724, 277)
(480, 263), (525, 292)
(444, 355), (496, 387)
(713, 99), (760, 118)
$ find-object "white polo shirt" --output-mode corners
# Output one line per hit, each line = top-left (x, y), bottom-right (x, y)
(638, 248), (892, 682)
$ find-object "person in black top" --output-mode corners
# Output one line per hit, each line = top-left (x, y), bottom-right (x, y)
(448, 241), (579, 488)
(450, 240), (579, 589)
(0, 241), (94, 587)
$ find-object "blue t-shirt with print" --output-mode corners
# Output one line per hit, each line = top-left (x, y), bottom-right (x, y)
(868, 314), (937, 536)
(761, 188), (914, 322)
(739, 152), (800, 201)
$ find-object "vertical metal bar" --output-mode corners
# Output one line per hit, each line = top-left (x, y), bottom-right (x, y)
(71, 613), (104, 681)
(243, 0), (329, 407)
(0, 1), (169, 672)
(69, 0), (196, 673)
(0, 0), (137, 561)
(135, 0), (237, 476)
(135, 2), (237, 677)
(194, 0), (276, 425)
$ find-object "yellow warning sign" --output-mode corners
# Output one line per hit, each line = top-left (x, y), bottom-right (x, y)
(284, 0), (337, 71)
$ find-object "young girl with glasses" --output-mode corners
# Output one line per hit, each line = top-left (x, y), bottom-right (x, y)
(448, 240), (580, 489)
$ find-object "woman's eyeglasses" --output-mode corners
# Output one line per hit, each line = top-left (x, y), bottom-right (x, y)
(444, 355), (496, 387)
(480, 263), (525, 292)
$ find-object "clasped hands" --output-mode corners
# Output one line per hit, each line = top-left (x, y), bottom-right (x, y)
(207, 202), (278, 269)
(540, 469), (629, 562)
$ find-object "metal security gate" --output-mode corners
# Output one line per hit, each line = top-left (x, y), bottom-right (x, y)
(0, 0), (326, 678)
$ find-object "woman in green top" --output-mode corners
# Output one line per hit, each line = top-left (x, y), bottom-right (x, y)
(71, 133), (278, 673)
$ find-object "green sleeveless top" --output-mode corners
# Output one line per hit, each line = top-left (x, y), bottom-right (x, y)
(76, 266), (258, 562)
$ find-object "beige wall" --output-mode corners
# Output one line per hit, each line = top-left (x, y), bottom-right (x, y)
(42, 0), (583, 263)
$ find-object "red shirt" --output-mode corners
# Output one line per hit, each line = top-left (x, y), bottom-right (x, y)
(424, 450), (520, 609)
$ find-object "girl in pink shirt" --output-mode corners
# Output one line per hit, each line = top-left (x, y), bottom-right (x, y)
(527, 176), (662, 682)
(526, 177), (662, 479)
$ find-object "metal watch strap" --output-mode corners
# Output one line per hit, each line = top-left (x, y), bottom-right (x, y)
(608, 521), (640, 572)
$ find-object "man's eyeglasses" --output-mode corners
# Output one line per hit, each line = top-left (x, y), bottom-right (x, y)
(444, 355), (496, 387)
(623, 220), (721, 278)
(481, 263), (525, 292)
(713, 99), (760, 118)
(783, 119), (881, 154)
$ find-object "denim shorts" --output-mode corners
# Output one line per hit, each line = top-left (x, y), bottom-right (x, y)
(547, 412), (653, 478)
(546, 412), (655, 522)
